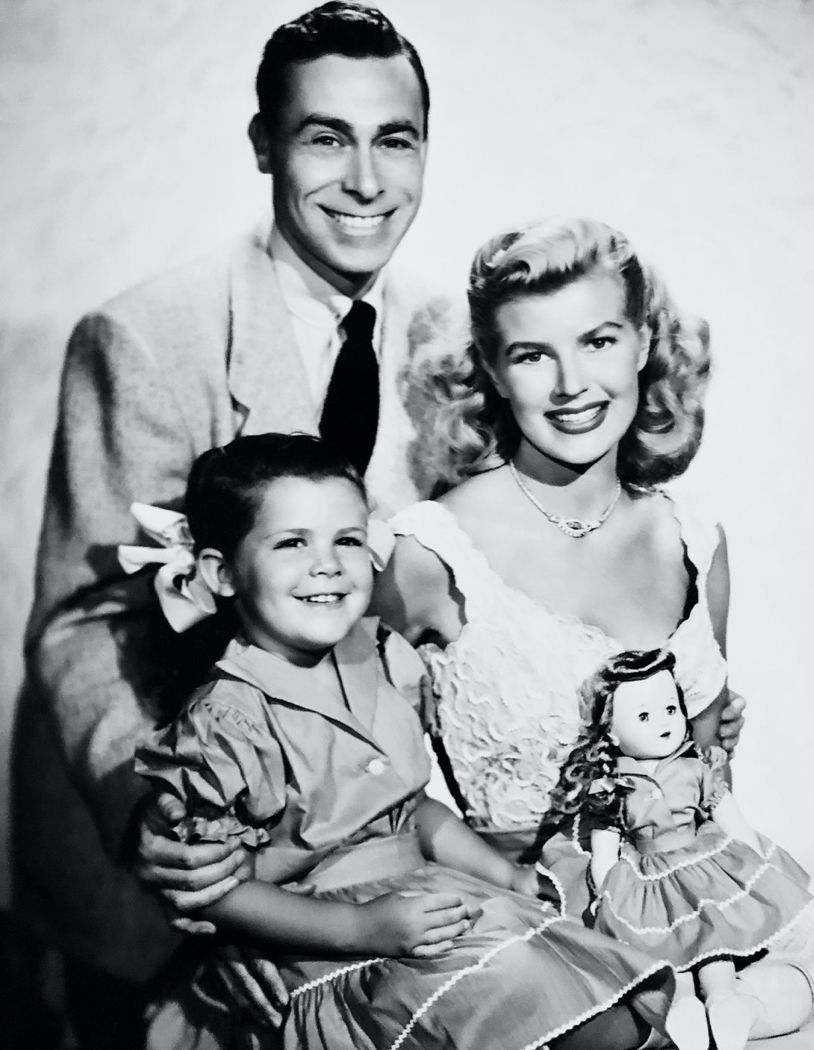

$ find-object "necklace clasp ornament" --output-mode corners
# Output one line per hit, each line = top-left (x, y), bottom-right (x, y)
(509, 461), (622, 539)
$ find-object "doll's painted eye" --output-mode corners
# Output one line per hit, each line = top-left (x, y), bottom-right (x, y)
(638, 712), (649, 722)
(666, 705), (678, 715)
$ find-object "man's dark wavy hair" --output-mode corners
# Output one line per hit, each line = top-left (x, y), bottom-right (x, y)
(256, 2), (430, 136)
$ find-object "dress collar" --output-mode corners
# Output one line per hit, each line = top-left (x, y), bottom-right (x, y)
(216, 620), (385, 750)
(616, 736), (697, 780)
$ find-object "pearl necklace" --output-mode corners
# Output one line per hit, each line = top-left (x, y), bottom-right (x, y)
(509, 461), (622, 539)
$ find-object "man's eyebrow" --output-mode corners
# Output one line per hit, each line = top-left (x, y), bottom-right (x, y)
(293, 114), (354, 136)
(293, 115), (421, 139)
(376, 120), (421, 138)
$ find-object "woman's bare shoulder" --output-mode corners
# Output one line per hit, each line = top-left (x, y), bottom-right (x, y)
(439, 467), (509, 520)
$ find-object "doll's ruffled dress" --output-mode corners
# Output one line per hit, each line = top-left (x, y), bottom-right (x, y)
(389, 492), (814, 968)
(136, 620), (675, 1050)
(585, 741), (814, 970)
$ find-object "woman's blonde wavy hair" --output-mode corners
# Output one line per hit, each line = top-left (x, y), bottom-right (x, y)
(405, 217), (711, 495)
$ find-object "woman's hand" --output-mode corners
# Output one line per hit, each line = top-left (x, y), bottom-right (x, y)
(358, 891), (474, 957)
(133, 791), (251, 933)
(718, 689), (746, 755)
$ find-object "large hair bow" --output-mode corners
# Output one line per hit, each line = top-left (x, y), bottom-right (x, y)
(118, 503), (397, 634)
(118, 503), (217, 632)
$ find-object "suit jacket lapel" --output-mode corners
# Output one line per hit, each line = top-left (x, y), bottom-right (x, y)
(227, 223), (316, 436)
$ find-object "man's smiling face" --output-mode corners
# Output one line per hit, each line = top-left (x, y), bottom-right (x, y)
(258, 52), (426, 298)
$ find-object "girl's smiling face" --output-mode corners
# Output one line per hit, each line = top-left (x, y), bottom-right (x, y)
(217, 475), (372, 665)
(488, 272), (648, 471)
(610, 670), (687, 760)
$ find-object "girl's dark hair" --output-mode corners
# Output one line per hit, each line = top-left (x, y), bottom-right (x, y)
(153, 433), (366, 719)
(185, 431), (367, 560)
(547, 648), (686, 826)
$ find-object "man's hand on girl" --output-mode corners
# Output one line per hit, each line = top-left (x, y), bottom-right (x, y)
(358, 891), (475, 957)
(212, 944), (290, 1028)
(135, 790), (250, 931)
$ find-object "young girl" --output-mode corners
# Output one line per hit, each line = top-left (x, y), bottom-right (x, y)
(544, 648), (814, 1050)
(130, 433), (677, 1050)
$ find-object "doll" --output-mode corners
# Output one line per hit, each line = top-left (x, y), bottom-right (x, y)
(545, 648), (814, 1050)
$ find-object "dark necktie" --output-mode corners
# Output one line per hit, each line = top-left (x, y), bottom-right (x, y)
(319, 300), (379, 475)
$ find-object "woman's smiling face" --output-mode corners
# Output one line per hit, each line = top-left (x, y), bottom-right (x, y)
(488, 271), (648, 471)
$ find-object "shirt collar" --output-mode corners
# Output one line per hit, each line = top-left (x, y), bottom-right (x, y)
(269, 224), (384, 330)
(616, 736), (697, 779)
(216, 622), (384, 748)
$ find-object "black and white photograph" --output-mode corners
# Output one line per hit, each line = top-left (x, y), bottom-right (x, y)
(2, 2), (814, 1047)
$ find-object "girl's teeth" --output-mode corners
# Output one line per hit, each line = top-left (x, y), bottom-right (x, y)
(304, 594), (341, 604)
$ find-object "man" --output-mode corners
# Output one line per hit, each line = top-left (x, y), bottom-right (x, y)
(15, 4), (441, 1046)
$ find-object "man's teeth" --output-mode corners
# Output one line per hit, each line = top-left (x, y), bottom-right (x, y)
(330, 212), (386, 229)
(301, 594), (342, 604)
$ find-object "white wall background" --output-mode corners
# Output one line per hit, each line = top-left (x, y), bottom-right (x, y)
(2, 0), (813, 908)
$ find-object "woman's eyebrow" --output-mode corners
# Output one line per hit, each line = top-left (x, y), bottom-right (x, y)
(580, 320), (623, 340)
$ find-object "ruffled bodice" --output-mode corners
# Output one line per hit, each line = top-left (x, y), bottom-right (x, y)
(390, 490), (727, 833)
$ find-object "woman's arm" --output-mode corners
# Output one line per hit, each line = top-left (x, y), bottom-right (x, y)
(413, 794), (536, 895)
(703, 524), (746, 754)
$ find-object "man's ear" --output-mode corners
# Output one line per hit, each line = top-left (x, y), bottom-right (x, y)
(248, 113), (273, 175)
(198, 548), (236, 598)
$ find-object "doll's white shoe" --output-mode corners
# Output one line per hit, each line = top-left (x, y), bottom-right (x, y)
(705, 991), (761, 1050)
(664, 993), (710, 1050)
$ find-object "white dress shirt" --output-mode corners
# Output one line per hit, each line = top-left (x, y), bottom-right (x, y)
(269, 225), (384, 411)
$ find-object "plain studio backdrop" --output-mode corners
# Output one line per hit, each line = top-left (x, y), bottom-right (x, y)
(1, 0), (814, 911)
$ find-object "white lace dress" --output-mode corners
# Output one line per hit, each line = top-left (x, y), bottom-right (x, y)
(390, 491), (814, 975)
(390, 490), (727, 838)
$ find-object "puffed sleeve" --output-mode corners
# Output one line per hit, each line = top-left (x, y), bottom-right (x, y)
(698, 745), (730, 813)
(376, 621), (434, 726)
(134, 681), (286, 849)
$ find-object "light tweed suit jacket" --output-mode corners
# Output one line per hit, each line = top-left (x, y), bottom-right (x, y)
(17, 221), (447, 982)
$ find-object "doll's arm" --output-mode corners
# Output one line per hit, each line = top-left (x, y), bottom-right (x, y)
(590, 827), (622, 895)
(709, 792), (764, 857)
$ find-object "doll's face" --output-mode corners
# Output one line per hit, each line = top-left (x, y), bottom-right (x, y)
(609, 670), (687, 760)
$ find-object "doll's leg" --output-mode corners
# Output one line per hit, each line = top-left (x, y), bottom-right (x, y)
(697, 959), (760, 1050)
(663, 970), (709, 1050)
(734, 960), (813, 1038)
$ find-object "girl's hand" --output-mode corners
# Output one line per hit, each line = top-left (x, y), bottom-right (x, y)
(508, 864), (539, 898)
(358, 891), (474, 957)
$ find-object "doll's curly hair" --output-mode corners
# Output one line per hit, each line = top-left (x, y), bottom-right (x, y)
(547, 648), (686, 827)
(404, 216), (710, 496)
